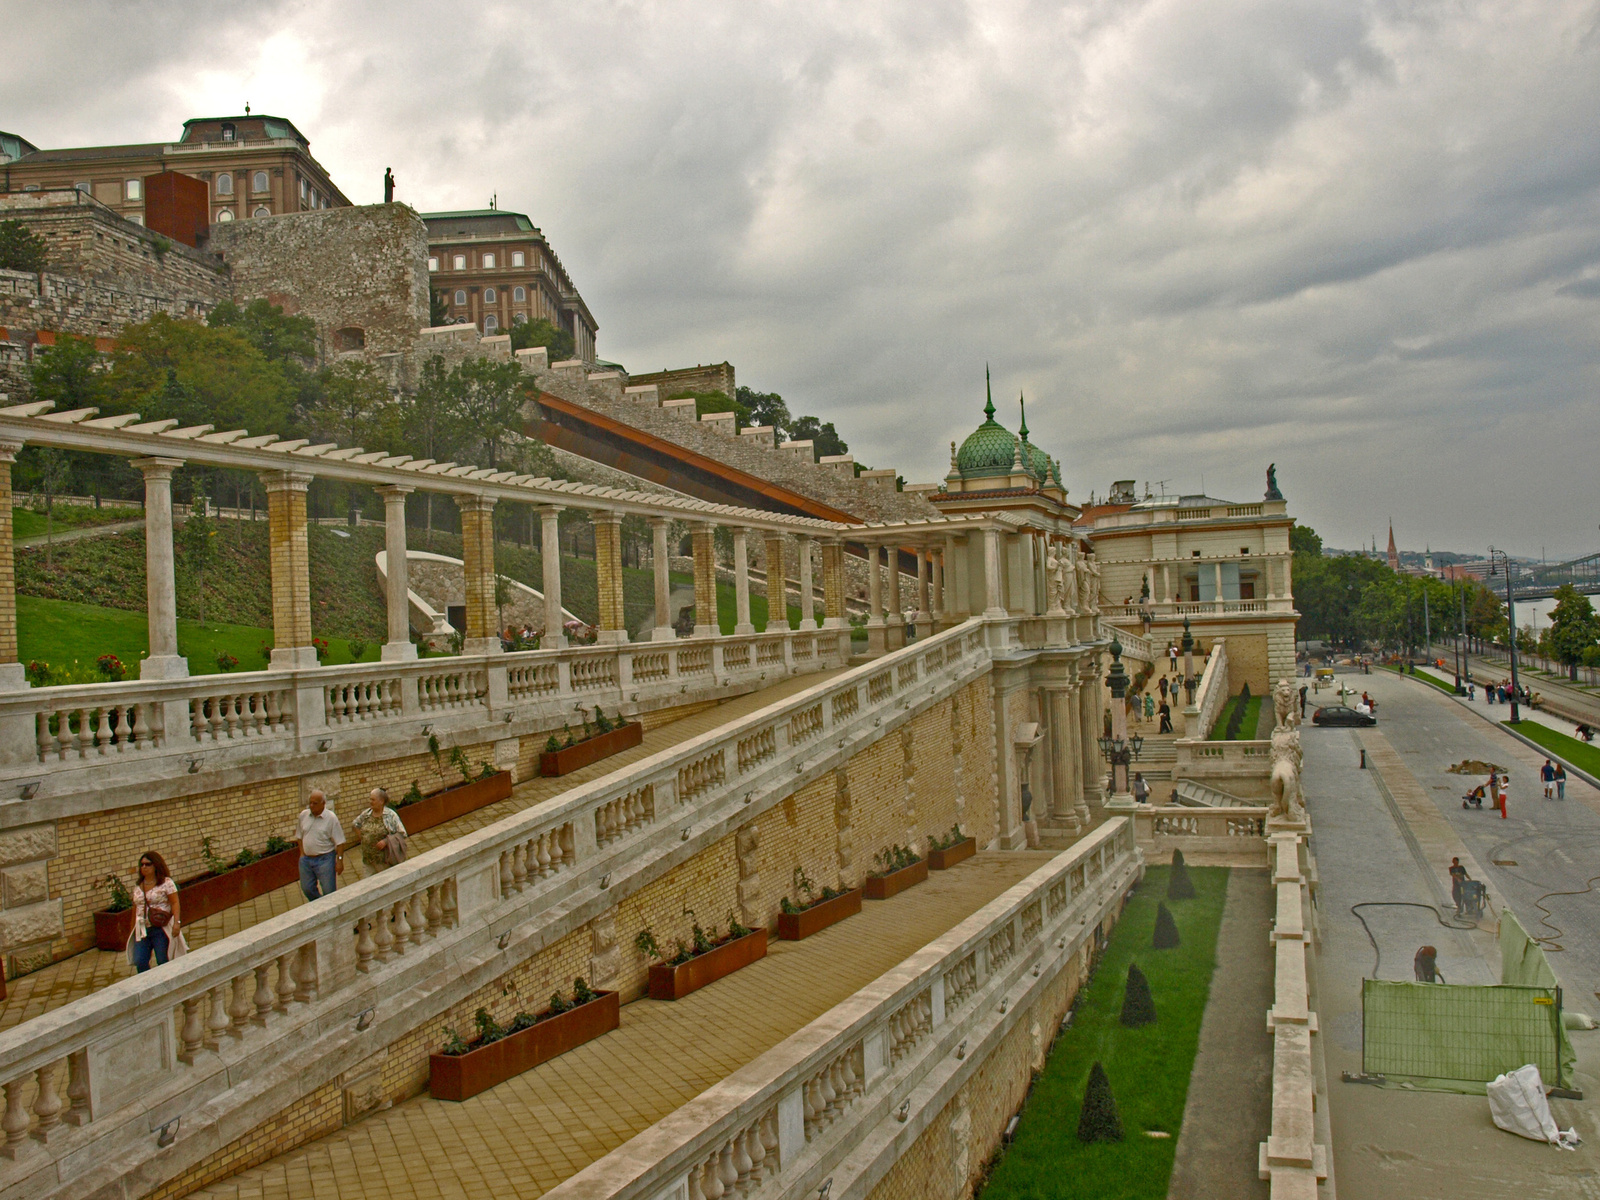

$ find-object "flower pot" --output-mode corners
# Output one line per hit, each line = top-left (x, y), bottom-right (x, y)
(179, 846), (302, 924)
(539, 723), (644, 777)
(397, 771), (514, 834)
(927, 837), (976, 870)
(777, 889), (862, 941)
(647, 929), (768, 1000)
(94, 907), (135, 951)
(429, 990), (619, 1102)
(863, 858), (928, 900)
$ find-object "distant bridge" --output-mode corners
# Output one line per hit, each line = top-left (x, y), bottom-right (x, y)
(1507, 551), (1600, 601)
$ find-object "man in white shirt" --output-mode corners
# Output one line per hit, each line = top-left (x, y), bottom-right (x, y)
(297, 790), (346, 901)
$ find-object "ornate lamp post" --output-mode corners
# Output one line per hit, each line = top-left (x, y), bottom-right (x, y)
(1488, 548), (1522, 723)
(1098, 637), (1144, 806)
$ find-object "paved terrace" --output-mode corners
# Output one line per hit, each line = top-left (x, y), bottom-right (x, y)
(196, 849), (1058, 1200)
(0, 671), (843, 1033)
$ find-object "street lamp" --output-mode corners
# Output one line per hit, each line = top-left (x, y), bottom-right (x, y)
(1099, 637), (1144, 800)
(1488, 547), (1521, 723)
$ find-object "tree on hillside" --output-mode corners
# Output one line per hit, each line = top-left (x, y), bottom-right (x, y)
(207, 299), (316, 364)
(787, 414), (848, 460)
(1291, 553), (1388, 647)
(672, 389), (752, 429)
(736, 386), (791, 438)
(453, 357), (527, 469)
(1546, 584), (1600, 679)
(103, 314), (293, 432)
(510, 317), (575, 363)
(178, 491), (218, 625)
(1289, 523), (1322, 557)
(0, 221), (47, 273)
(394, 355), (471, 545)
(305, 360), (393, 448)
(29, 333), (104, 410)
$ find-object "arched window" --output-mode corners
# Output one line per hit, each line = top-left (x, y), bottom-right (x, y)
(452, 254), (466, 270)
(512, 251), (525, 267)
(513, 286), (526, 302)
(216, 174), (233, 196)
(513, 312), (527, 324)
(252, 171), (269, 193)
(483, 287), (496, 303)
(482, 252), (496, 269)
(335, 327), (365, 351)
(216, 209), (234, 222)
(252, 205), (271, 218)
(454, 290), (466, 306)
(483, 314), (498, 333)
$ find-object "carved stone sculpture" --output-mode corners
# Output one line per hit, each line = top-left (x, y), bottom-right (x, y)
(1273, 677), (1299, 731)
(1268, 727), (1305, 823)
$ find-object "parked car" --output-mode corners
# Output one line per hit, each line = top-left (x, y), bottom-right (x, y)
(1312, 705), (1376, 727)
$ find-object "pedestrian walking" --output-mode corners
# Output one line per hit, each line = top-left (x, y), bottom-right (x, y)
(1131, 772), (1151, 804)
(1298, 683), (1308, 718)
(128, 850), (187, 972)
(1168, 644), (1179, 673)
(1158, 700), (1172, 734)
(1541, 759), (1555, 800)
(1554, 762), (1567, 801)
(1143, 693), (1155, 722)
(352, 787), (408, 878)
(1448, 857), (1470, 916)
(1159, 676), (1169, 702)
(1468, 682), (1475, 701)
(297, 790), (345, 901)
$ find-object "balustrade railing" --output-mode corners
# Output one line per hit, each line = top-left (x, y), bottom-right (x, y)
(544, 818), (1143, 1200)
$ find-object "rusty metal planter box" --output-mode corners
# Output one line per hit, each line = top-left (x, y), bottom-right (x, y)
(863, 858), (928, 900)
(776, 888), (862, 941)
(429, 990), (619, 1101)
(648, 929), (768, 1000)
(397, 770), (513, 834)
(94, 845), (301, 951)
(927, 837), (976, 870)
(539, 723), (643, 777)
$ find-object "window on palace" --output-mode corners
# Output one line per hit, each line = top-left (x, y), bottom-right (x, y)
(73, 181), (89, 194)
(216, 174), (234, 196)
(484, 314), (498, 332)
(513, 286), (525, 302)
(482, 252), (496, 269)
(427, 256), (439, 271)
(483, 287), (496, 303)
(453, 254), (466, 270)
(253, 205), (271, 218)
(511, 251), (525, 266)
(216, 209), (234, 222)
(221, 123), (236, 142)
(124, 179), (141, 200)
(454, 290), (466, 305)
(252, 171), (269, 193)
(513, 312), (527, 324)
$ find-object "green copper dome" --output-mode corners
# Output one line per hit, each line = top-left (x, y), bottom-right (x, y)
(955, 370), (1020, 477)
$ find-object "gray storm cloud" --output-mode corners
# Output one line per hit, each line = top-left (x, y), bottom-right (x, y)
(5, 0), (1597, 556)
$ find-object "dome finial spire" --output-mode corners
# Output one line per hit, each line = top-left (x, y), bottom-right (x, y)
(1018, 391), (1029, 441)
(984, 364), (995, 421)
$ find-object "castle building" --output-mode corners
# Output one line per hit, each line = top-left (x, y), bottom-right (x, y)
(422, 208), (598, 361)
(0, 114), (348, 229)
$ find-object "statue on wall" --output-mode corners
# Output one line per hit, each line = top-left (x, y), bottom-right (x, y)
(1083, 553), (1102, 615)
(1045, 542), (1065, 613)
(1273, 677), (1300, 731)
(1075, 545), (1094, 614)
(383, 167), (395, 203)
(1265, 463), (1283, 502)
(1268, 726), (1306, 824)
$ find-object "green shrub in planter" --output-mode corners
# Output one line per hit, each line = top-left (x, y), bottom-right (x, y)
(1076, 1061), (1124, 1143)
(1120, 962), (1156, 1027)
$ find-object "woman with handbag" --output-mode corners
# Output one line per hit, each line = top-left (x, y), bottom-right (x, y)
(128, 850), (186, 972)
(353, 788), (408, 877)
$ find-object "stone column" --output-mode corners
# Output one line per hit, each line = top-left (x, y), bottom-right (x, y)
(261, 469), (315, 670)
(797, 535), (816, 627)
(763, 534), (787, 632)
(1214, 561), (1225, 612)
(0, 443), (21, 691)
(946, 533), (966, 621)
(539, 505), (565, 648)
(821, 540), (847, 628)
(692, 522), (718, 637)
(455, 494), (501, 655)
(1079, 659), (1104, 814)
(593, 511), (628, 645)
(732, 528), (755, 635)
(930, 549), (944, 629)
(865, 543), (886, 657)
(133, 458), (190, 679)
(885, 545), (905, 650)
(378, 486), (417, 661)
(914, 548), (932, 640)
(1065, 672), (1091, 829)
(982, 527), (1005, 616)
(649, 517), (674, 641)
(1046, 685), (1080, 833)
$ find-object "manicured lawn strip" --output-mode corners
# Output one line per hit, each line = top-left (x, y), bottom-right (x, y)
(1503, 720), (1600, 780)
(979, 865), (1229, 1200)
(17, 595), (377, 680)
(13, 505), (143, 540)
(1382, 663), (1458, 695)
(1208, 696), (1261, 740)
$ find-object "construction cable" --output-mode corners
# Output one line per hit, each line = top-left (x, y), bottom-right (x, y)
(1350, 901), (1477, 978)
(1485, 832), (1600, 952)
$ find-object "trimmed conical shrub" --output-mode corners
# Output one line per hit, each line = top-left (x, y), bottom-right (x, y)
(1076, 1061), (1124, 1143)
(1153, 902), (1181, 949)
(1167, 848), (1196, 900)
(1120, 962), (1157, 1026)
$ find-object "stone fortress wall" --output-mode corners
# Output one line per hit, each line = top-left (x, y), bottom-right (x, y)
(628, 361), (736, 399)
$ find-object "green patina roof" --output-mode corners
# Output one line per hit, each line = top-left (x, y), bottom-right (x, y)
(955, 369), (1020, 477)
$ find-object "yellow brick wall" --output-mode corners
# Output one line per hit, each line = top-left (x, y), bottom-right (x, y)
(1225, 631), (1271, 695)
(265, 478), (311, 649)
(693, 526), (717, 627)
(145, 1079), (342, 1200)
(457, 496), (497, 640)
(0, 458), (15, 665)
(594, 517), (626, 632)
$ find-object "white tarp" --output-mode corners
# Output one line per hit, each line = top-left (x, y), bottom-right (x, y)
(1486, 1064), (1580, 1149)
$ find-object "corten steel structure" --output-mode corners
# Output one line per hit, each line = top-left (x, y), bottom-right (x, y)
(0, 115), (348, 230)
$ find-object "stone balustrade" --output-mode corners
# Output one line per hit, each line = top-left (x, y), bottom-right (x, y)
(0, 627), (846, 811)
(1187, 640), (1228, 738)
(1132, 805), (1271, 864)
(543, 817), (1141, 1200)
(0, 618), (999, 1200)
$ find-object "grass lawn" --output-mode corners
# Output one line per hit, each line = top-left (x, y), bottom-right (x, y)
(979, 864), (1229, 1200)
(1208, 695), (1262, 740)
(12, 505), (143, 541)
(17, 595), (379, 682)
(1504, 720), (1600, 779)
(1382, 663), (1458, 695)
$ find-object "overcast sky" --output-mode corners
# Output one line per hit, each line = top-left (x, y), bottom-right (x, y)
(6, 0), (1598, 559)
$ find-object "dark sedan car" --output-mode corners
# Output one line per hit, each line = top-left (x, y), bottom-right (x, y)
(1312, 705), (1376, 727)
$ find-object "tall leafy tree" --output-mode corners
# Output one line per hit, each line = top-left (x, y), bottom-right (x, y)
(102, 314), (293, 432)
(452, 357), (528, 469)
(206, 299), (316, 363)
(0, 221), (47, 272)
(1546, 584), (1600, 679)
(787, 414), (848, 460)
(509, 317), (575, 362)
(735, 386), (791, 438)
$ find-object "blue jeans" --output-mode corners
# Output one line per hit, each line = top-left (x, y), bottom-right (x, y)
(132, 926), (170, 972)
(299, 851), (337, 901)
(1557, 780), (1566, 800)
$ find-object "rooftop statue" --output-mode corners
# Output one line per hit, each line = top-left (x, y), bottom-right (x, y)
(1265, 462), (1283, 502)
